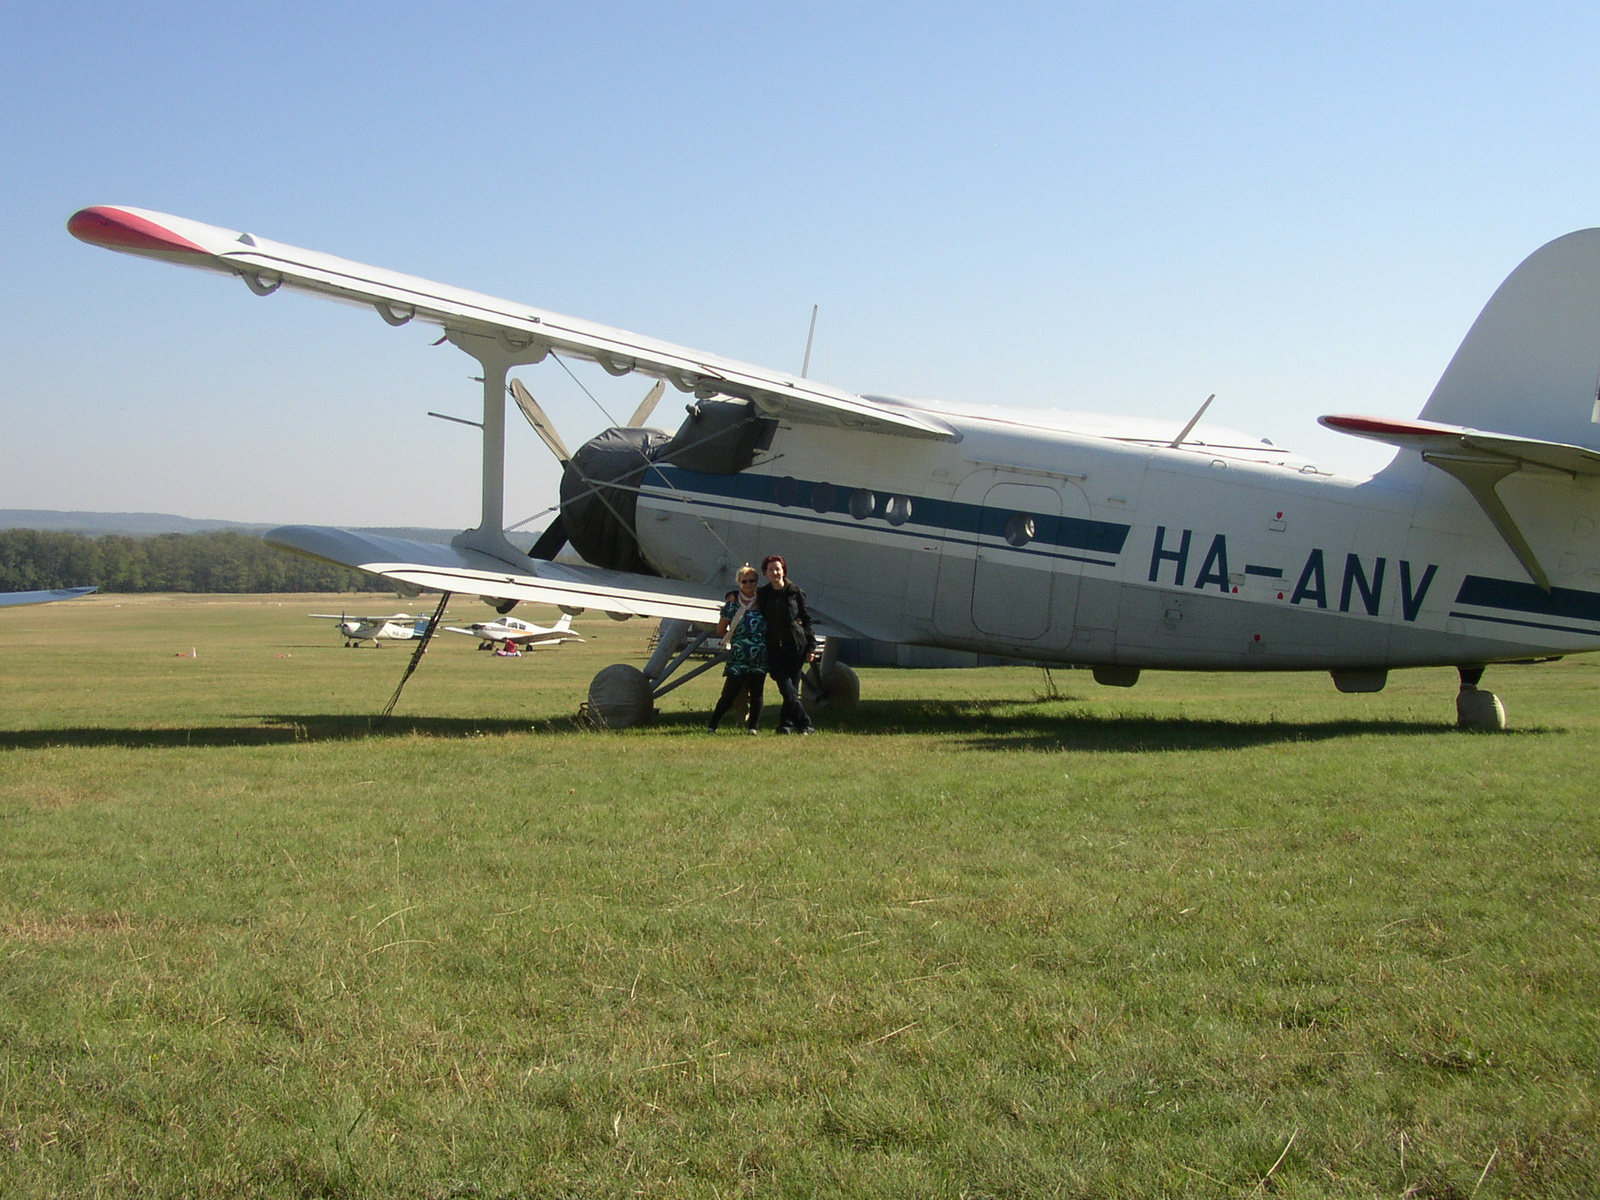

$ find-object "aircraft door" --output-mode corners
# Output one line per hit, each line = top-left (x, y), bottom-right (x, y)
(971, 481), (1067, 642)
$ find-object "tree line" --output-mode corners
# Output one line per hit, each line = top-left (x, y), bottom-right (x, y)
(0, 529), (386, 593)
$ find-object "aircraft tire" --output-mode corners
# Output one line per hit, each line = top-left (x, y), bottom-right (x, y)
(585, 663), (655, 729)
(803, 661), (861, 715)
(1456, 687), (1506, 731)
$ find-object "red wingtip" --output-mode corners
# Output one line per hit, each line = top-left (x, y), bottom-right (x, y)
(1320, 414), (1458, 437)
(68, 206), (207, 256)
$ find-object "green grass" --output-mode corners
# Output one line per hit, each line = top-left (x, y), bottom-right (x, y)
(3, 594), (1599, 1197)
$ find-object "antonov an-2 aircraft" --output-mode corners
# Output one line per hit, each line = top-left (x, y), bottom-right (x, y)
(69, 205), (1600, 730)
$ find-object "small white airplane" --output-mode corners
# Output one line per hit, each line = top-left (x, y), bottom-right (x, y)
(445, 610), (584, 651)
(70, 205), (1600, 729)
(310, 611), (435, 648)
(0, 586), (97, 608)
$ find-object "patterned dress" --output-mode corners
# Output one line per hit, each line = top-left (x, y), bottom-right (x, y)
(721, 595), (768, 676)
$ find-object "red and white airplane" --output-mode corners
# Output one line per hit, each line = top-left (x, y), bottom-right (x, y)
(445, 610), (584, 651)
(68, 205), (1600, 728)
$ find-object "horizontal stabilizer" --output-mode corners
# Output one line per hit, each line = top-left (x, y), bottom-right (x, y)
(69, 206), (954, 441)
(1319, 414), (1600, 475)
(1320, 413), (1600, 590)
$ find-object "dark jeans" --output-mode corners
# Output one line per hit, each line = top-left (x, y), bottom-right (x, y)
(710, 672), (765, 730)
(768, 651), (812, 733)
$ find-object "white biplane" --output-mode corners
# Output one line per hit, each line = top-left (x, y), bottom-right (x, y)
(445, 611), (584, 652)
(69, 205), (1600, 728)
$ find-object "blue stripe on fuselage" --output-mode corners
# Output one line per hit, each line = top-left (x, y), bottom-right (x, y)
(1454, 575), (1600, 625)
(645, 465), (1131, 564)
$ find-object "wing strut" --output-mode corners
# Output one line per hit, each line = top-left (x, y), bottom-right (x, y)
(445, 331), (551, 566)
(1422, 453), (1552, 590)
(382, 591), (452, 719)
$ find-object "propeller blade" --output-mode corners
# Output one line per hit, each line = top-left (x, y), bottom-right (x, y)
(509, 378), (572, 464)
(626, 380), (666, 428)
(529, 514), (569, 562)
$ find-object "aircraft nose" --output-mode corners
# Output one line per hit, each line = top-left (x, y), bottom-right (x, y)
(68, 206), (208, 257)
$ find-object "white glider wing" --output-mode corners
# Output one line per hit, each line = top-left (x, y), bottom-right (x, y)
(68, 206), (954, 441)
(266, 526), (725, 624)
(0, 586), (97, 608)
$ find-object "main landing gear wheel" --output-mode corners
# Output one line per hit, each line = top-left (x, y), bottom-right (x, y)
(1456, 665), (1506, 731)
(802, 638), (861, 717)
(582, 618), (732, 730)
(584, 663), (655, 729)
(803, 661), (860, 714)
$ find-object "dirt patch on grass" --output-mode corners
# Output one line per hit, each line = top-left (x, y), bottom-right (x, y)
(0, 910), (138, 943)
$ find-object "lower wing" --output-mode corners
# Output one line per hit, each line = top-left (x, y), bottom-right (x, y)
(267, 526), (725, 623)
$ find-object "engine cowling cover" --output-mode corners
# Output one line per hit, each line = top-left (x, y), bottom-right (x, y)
(560, 427), (671, 573)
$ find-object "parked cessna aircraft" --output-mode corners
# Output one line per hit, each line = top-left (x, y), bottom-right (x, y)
(446, 610), (584, 651)
(0, 587), (97, 608)
(310, 611), (435, 648)
(69, 205), (1600, 729)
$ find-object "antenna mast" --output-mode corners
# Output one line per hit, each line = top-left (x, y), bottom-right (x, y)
(800, 304), (819, 379)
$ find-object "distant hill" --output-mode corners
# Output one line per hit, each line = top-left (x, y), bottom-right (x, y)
(0, 509), (274, 536)
(0, 509), (519, 546)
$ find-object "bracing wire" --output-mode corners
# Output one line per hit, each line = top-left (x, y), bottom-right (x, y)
(381, 591), (452, 719)
(550, 351), (619, 427)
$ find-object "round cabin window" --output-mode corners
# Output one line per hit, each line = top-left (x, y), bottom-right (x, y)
(1004, 513), (1036, 547)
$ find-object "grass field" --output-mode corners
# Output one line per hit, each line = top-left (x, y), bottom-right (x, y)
(3, 593), (1598, 1198)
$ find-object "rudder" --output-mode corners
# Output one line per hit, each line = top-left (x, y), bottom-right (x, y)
(1421, 228), (1600, 450)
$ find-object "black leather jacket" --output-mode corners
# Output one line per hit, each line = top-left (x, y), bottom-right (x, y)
(755, 582), (815, 662)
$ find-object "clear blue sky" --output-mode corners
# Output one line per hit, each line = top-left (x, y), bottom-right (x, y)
(6, 1), (1600, 527)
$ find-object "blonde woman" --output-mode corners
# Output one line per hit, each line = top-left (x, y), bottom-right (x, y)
(707, 566), (767, 733)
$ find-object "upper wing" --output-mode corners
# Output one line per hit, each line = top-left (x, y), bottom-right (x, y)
(0, 586), (97, 608)
(308, 613), (413, 621)
(69, 205), (954, 441)
(268, 526), (726, 623)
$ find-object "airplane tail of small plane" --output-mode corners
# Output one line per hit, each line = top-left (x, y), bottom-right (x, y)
(552, 612), (573, 632)
(1417, 228), (1600, 447)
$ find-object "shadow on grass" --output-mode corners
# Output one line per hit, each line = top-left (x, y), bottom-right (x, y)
(1, 699), (1511, 753)
(659, 697), (1469, 752)
(0, 714), (565, 750)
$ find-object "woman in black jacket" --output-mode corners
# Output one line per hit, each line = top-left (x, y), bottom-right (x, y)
(754, 554), (816, 734)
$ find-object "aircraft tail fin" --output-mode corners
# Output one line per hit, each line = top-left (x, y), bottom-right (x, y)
(1419, 228), (1600, 449)
(552, 612), (572, 632)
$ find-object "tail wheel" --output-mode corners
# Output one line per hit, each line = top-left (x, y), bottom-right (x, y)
(1457, 687), (1506, 731)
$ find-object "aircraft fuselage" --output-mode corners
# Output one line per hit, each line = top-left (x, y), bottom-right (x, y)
(634, 407), (1600, 671)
